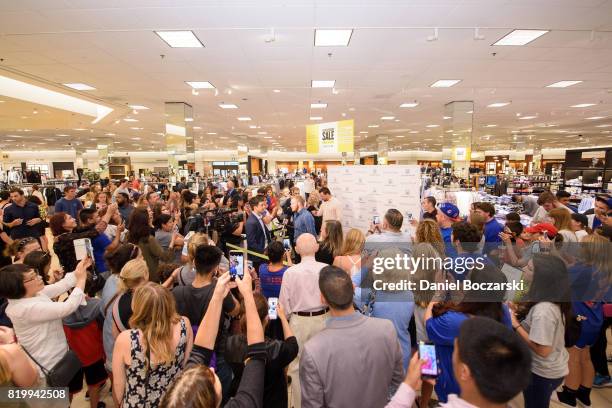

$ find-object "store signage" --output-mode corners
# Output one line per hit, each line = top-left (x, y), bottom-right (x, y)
(306, 119), (354, 153)
(452, 146), (470, 161)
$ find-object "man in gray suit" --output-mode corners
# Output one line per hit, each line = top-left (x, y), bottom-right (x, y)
(300, 266), (405, 408)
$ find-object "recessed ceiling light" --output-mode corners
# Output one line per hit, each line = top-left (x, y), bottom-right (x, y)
(128, 105), (149, 110)
(570, 103), (596, 108)
(314, 29), (353, 47)
(586, 116), (605, 120)
(595, 124), (611, 128)
(207, 132), (217, 135)
(130, 127), (143, 130)
(123, 118), (138, 122)
(131, 137), (142, 140)
(56, 134), (69, 137)
(519, 115), (537, 120)
(219, 103), (238, 109)
(257, 131), (268, 135)
(381, 116), (395, 120)
(105, 133), (116, 136)
(193, 126), (202, 130)
(237, 117), (252, 121)
(359, 131), (368, 134)
(484, 124), (498, 128)
(263, 136), (273, 139)
(368, 124), (379, 128)
(395, 135), (405, 138)
(63, 83), (96, 91)
(73, 128), (87, 131)
(185, 81), (215, 89)
(426, 124), (439, 128)
(493, 29), (549, 46)
(400, 102), (419, 108)
(430, 79), (461, 88)
(311, 80), (336, 88)
(185, 117), (194, 122)
(546, 80), (582, 88)
(310, 116), (323, 120)
(443, 116), (452, 120)
(487, 102), (511, 108)
(155, 30), (204, 48)
(310, 103), (327, 109)
(272, 89), (281, 93)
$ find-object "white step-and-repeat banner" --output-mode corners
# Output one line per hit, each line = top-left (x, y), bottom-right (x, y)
(327, 165), (422, 233)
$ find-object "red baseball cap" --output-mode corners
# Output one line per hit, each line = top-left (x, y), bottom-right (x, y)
(524, 223), (558, 238)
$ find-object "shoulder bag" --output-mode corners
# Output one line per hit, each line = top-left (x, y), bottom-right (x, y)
(22, 346), (82, 387)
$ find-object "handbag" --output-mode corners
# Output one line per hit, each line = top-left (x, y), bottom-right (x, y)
(22, 347), (82, 387)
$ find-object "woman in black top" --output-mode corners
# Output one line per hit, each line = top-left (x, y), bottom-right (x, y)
(315, 220), (343, 265)
(226, 293), (298, 408)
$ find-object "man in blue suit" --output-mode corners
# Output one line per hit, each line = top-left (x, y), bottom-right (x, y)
(245, 195), (271, 271)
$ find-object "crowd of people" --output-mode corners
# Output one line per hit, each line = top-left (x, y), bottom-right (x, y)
(0, 173), (610, 408)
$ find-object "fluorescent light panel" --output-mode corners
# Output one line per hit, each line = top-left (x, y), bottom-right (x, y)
(63, 83), (96, 91)
(129, 105), (149, 110)
(487, 102), (510, 108)
(430, 79), (461, 88)
(310, 103), (327, 109)
(0, 75), (112, 124)
(237, 117), (252, 121)
(219, 103), (238, 109)
(314, 29), (353, 46)
(310, 116), (322, 120)
(400, 102), (419, 108)
(586, 116), (605, 120)
(571, 103), (596, 108)
(155, 31), (204, 48)
(185, 81), (215, 89)
(493, 29), (549, 46)
(311, 80), (336, 88)
(546, 80), (582, 88)
(381, 116), (395, 120)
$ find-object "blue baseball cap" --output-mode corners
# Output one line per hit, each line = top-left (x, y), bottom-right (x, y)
(439, 202), (460, 220)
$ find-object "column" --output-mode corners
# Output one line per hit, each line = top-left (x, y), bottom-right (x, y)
(165, 102), (194, 176)
(75, 148), (87, 169)
(377, 135), (389, 165)
(97, 139), (112, 179)
(532, 144), (543, 174)
(443, 101), (474, 180)
(353, 151), (360, 165)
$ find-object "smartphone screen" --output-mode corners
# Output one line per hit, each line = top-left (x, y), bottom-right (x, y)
(84, 238), (95, 262)
(229, 251), (244, 279)
(373, 215), (380, 225)
(283, 238), (291, 251)
(268, 297), (278, 320)
(418, 342), (438, 377)
(74, 238), (88, 261)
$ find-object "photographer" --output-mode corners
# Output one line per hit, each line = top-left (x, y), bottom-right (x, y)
(220, 205), (245, 257)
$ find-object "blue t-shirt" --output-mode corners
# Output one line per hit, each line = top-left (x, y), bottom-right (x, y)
(483, 218), (503, 243)
(91, 232), (111, 273)
(440, 226), (453, 243)
(426, 305), (512, 402)
(55, 198), (83, 220)
(258, 264), (288, 299)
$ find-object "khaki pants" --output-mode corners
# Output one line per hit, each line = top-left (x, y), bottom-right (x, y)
(288, 313), (328, 408)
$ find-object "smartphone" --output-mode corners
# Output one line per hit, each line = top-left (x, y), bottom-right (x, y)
(229, 250), (245, 280)
(268, 297), (278, 320)
(418, 342), (438, 378)
(74, 238), (93, 261)
(283, 238), (291, 251)
(373, 215), (380, 225)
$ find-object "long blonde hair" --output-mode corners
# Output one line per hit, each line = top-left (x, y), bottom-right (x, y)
(341, 228), (365, 256)
(549, 207), (572, 231)
(581, 234), (611, 284)
(415, 219), (445, 257)
(0, 350), (10, 385)
(129, 282), (180, 367)
(118, 258), (149, 292)
(187, 233), (211, 261)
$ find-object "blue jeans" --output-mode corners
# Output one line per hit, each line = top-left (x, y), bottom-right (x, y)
(215, 356), (233, 403)
(523, 372), (563, 408)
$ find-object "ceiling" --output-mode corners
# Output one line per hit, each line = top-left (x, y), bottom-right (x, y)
(1, 0), (612, 153)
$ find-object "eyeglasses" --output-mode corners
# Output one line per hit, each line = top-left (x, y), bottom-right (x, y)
(17, 237), (37, 251)
(23, 274), (42, 284)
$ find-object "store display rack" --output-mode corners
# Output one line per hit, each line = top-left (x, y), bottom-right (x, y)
(562, 147), (612, 193)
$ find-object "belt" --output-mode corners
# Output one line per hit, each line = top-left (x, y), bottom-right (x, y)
(296, 308), (329, 317)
